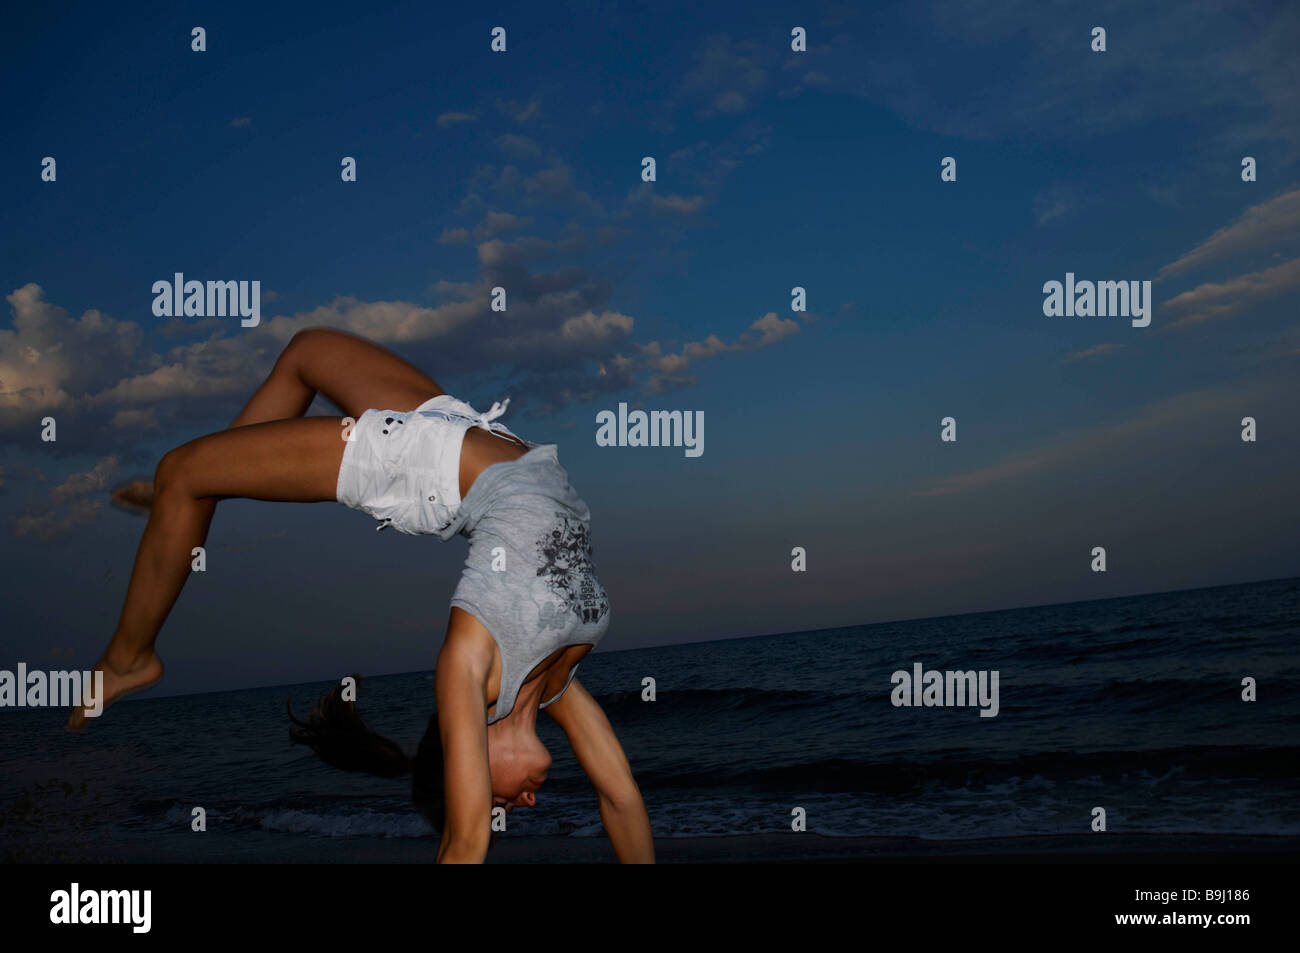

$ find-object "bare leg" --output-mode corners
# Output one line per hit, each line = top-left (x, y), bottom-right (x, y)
(73, 329), (447, 729)
(110, 328), (446, 511)
(70, 416), (354, 729)
(231, 326), (446, 427)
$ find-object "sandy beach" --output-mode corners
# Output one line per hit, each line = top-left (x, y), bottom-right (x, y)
(45, 830), (1291, 865)
(487, 832), (1300, 864)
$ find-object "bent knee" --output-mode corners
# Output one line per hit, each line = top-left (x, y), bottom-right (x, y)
(286, 326), (349, 359)
(278, 327), (354, 381)
(153, 445), (197, 497)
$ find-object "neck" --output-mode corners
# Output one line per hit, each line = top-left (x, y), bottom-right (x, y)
(488, 679), (545, 735)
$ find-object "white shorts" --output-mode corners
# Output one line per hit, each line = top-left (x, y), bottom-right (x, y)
(334, 394), (534, 538)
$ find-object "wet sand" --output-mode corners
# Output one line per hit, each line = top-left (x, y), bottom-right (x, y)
(48, 830), (1295, 864)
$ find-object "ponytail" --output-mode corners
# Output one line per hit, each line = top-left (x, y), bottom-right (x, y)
(288, 676), (446, 831)
(287, 677), (409, 776)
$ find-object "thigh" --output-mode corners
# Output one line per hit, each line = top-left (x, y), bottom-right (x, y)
(292, 328), (445, 419)
(164, 416), (349, 502)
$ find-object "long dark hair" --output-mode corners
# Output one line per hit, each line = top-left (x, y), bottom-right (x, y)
(287, 676), (446, 833)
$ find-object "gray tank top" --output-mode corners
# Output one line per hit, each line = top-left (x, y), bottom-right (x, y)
(444, 444), (612, 723)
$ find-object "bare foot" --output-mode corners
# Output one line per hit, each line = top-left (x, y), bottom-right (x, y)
(65, 651), (164, 732)
(109, 478), (154, 516)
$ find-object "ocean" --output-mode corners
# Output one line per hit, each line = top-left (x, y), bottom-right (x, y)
(2, 575), (1296, 862)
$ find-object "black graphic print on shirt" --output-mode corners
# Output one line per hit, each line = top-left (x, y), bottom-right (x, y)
(536, 513), (610, 627)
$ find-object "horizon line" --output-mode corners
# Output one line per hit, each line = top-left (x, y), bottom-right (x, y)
(16, 570), (1290, 708)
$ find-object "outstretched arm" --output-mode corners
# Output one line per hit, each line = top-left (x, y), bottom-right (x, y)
(546, 678), (654, 863)
(434, 633), (493, 863)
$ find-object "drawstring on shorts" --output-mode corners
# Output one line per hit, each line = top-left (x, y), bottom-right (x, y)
(476, 398), (510, 431)
(374, 397), (512, 531)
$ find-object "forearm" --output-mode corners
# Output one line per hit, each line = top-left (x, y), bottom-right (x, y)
(599, 790), (655, 863)
(435, 831), (490, 864)
(433, 634), (494, 865)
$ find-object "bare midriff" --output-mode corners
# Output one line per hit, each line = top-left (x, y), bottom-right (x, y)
(457, 425), (530, 499)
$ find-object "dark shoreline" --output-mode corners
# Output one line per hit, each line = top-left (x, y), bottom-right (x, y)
(14, 831), (1296, 864)
(495, 832), (1300, 864)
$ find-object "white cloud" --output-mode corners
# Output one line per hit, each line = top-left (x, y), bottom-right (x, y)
(109, 408), (159, 431)
(436, 111), (476, 127)
(735, 312), (800, 350)
(1064, 342), (1124, 363)
(3, 198), (808, 442)
(522, 164), (604, 215)
(780, 2), (1300, 157)
(630, 311), (802, 392)
(679, 35), (768, 118)
(915, 378), (1274, 497)
(495, 97), (541, 123)
(262, 296), (482, 345)
(1162, 257), (1300, 329)
(1158, 188), (1300, 280)
(0, 284), (142, 426)
(1033, 187), (1076, 226)
(496, 134), (542, 160)
(14, 455), (118, 540)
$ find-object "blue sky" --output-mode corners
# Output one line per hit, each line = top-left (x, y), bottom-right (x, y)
(2, 0), (1298, 695)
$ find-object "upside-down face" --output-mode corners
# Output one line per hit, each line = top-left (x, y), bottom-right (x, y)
(488, 732), (552, 810)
